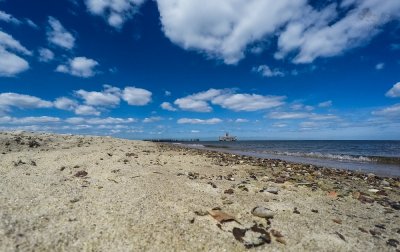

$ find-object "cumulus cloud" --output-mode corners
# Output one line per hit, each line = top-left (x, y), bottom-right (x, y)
(56, 57), (99, 78)
(122, 87), (152, 105)
(47, 17), (76, 49)
(75, 85), (120, 107)
(174, 88), (285, 112)
(74, 105), (100, 116)
(38, 48), (54, 62)
(252, 65), (284, 77)
(372, 104), (400, 117)
(0, 93), (52, 112)
(160, 102), (177, 111)
(85, 0), (145, 29)
(0, 30), (31, 76)
(157, 0), (400, 64)
(386, 83), (400, 98)
(54, 97), (78, 110)
(177, 118), (222, 124)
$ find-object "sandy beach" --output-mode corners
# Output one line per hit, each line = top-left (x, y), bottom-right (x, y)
(1, 131), (399, 251)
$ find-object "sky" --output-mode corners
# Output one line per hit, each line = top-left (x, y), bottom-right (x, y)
(0, 0), (400, 140)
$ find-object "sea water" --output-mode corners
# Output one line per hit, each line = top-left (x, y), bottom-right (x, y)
(185, 140), (400, 177)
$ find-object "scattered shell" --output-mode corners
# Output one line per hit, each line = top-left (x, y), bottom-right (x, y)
(264, 187), (279, 194)
(208, 209), (235, 223)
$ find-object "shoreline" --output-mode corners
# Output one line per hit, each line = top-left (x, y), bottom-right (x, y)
(1, 131), (400, 251)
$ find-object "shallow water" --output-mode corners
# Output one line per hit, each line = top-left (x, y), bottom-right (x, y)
(181, 140), (400, 177)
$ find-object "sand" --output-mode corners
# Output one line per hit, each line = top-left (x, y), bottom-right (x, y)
(0, 131), (399, 251)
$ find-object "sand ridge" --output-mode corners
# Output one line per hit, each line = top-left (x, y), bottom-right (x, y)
(0, 131), (399, 251)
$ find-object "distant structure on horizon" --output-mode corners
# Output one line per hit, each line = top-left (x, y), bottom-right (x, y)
(219, 132), (237, 142)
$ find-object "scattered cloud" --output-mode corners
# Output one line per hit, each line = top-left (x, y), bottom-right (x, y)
(0, 93), (52, 112)
(0, 10), (22, 25)
(375, 62), (385, 70)
(252, 65), (284, 77)
(56, 57), (99, 78)
(122, 87), (152, 105)
(386, 82), (400, 98)
(65, 117), (136, 124)
(157, 0), (400, 64)
(84, 0), (146, 29)
(165, 90), (171, 96)
(74, 105), (100, 116)
(268, 111), (338, 120)
(0, 116), (60, 124)
(38, 48), (54, 62)
(75, 85), (121, 107)
(372, 103), (400, 117)
(318, 100), (333, 108)
(54, 97), (78, 110)
(160, 102), (177, 111)
(0, 30), (31, 76)
(272, 123), (287, 128)
(143, 116), (163, 123)
(174, 88), (285, 112)
(177, 118), (222, 125)
(291, 103), (314, 111)
(47, 16), (76, 49)
(235, 118), (249, 123)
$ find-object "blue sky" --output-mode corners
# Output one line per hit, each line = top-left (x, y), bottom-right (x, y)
(0, 0), (400, 140)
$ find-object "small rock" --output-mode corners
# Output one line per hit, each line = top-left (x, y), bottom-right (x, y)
(264, 187), (279, 194)
(387, 239), (399, 247)
(224, 189), (234, 194)
(381, 180), (390, 187)
(207, 182), (217, 188)
(74, 171), (88, 177)
(293, 207), (300, 214)
(251, 206), (274, 219)
(311, 209), (319, 213)
(368, 189), (379, 193)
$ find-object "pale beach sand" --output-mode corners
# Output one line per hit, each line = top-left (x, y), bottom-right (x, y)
(0, 131), (399, 251)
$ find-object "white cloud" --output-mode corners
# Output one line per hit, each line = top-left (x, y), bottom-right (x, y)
(318, 100), (333, 108)
(386, 83), (400, 98)
(177, 118), (222, 125)
(74, 105), (100, 116)
(212, 93), (285, 112)
(75, 85), (120, 107)
(272, 123), (287, 128)
(268, 111), (338, 120)
(252, 65), (284, 77)
(122, 87), (152, 105)
(165, 90), (171, 96)
(143, 116), (163, 123)
(25, 19), (38, 29)
(85, 0), (145, 29)
(0, 10), (22, 25)
(56, 57), (99, 78)
(174, 88), (285, 112)
(157, 0), (400, 64)
(66, 117), (136, 124)
(54, 97), (78, 110)
(0, 30), (31, 76)
(375, 62), (385, 70)
(2, 116), (60, 124)
(160, 102), (177, 111)
(291, 103), (314, 111)
(47, 16), (76, 49)
(38, 48), (54, 62)
(0, 93), (52, 112)
(372, 104), (400, 117)
(235, 118), (248, 123)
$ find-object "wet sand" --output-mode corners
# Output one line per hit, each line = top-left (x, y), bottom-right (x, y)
(0, 132), (399, 251)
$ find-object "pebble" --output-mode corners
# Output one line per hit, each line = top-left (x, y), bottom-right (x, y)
(264, 187), (279, 194)
(387, 239), (399, 247)
(381, 180), (390, 187)
(251, 206), (274, 218)
(368, 189), (379, 193)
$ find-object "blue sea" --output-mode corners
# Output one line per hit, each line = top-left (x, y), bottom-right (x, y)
(183, 140), (400, 177)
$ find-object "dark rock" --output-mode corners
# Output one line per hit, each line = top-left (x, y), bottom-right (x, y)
(387, 239), (399, 247)
(311, 209), (319, 213)
(208, 182), (217, 188)
(74, 171), (88, 177)
(293, 207), (300, 214)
